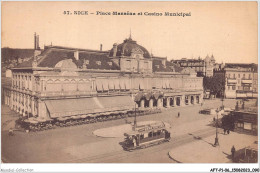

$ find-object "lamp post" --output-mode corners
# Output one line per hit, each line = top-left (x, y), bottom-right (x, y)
(134, 103), (137, 131)
(214, 108), (219, 146)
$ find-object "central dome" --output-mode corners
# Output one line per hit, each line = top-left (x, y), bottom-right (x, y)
(109, 38), (151, 58)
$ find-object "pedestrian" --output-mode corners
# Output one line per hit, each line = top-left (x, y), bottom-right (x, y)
(178, 112), (180, 118)
(231, 145), (236, 161)
(213, 117), (216, 122)
(227, 129), (230, 135)
(224, 128), (226, 135)
(8, 129), (14, 136)
(133, 136), (136, 147)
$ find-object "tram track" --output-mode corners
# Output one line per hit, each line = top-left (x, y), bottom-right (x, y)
(68, 127), (216, 163)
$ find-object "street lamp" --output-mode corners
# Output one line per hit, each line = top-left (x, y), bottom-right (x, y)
(214, 108), (219, 146)
(134, 103), (137, 131)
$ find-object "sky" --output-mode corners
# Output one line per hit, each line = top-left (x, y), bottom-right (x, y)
(1, 1), (258, 64)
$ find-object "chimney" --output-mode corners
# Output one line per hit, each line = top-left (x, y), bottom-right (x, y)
(74, 50), (79, 60)
(34, 33), (37, 50)
(113, 43), (117, 57)
(36, 35), (40, 50)
(100, 44), (103, 51)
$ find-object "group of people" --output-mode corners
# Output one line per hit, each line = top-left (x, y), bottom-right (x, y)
(223, 128), (230, 135)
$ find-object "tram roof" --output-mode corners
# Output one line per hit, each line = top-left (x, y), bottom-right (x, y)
(125, 121), (168, 136)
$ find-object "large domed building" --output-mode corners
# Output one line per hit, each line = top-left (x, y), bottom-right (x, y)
(3, 34), (203, 121)
(109, 37), (151, 59)
(109, 37), (153, 73)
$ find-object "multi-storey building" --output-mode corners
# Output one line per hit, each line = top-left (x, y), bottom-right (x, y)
(171, 54), (216, 77)
(214, 63), (258, 99)
(2, 35), (203, 120)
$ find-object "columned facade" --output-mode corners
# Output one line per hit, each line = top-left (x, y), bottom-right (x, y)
(3, 39), (204, 119)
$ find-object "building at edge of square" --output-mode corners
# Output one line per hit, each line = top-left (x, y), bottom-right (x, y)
(2, 34), (204, 119)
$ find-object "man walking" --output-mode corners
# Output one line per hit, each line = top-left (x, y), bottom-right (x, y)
(231, 145), (236, 161)
(178, 112), (180, 118)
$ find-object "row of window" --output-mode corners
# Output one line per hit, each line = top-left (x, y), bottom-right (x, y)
(227, 73), (252, 79)
(227, 86), (251, 91)
(83, 60), (113, 66)
(140, 130), (162, 140)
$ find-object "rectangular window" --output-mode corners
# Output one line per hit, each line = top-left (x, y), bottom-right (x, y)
(228, 86), (230, 90)
(233, 74), (235, 78)
(232, 86), (236, 90)
(238, 74), (240, 78)
(249, 74), (251, 79)
(244, 122), (252, 130)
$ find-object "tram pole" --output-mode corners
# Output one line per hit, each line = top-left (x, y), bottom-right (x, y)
(134, 103), (137, 131)
(214, 108), (219, 146)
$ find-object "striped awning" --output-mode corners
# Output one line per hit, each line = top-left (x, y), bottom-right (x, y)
(125, 79), (130, 90)
(45, 96), (135, 118)
(102, 79), (109, 91)
(96, 80), (103, 91)
(114, 79), (120, 90)
(108, 79), (114, 90)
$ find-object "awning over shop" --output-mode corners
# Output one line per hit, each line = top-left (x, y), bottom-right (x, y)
(119, 79), (125, 90)
(114, 79), (120, 90)
(102, 79), (109, 91)
(45, 96), (135, 118)
(96, 80), (103, 91)
(45, 97), (102, 118)
(125, 79), (130, 90)
(97, 95), (135, 111)
(108, 79), (114, 90)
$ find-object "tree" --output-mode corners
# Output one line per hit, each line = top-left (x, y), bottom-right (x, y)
(203, 74), (225, 98)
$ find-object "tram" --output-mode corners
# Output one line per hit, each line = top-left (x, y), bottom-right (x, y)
(122, 121), (171, 151)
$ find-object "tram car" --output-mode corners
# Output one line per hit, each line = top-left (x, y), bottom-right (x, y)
(122, 121), (171, 151)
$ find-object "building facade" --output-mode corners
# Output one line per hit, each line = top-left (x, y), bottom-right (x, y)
(171, 55), (217, 77)
(3, 35), (203, 120)
(214, 63), (258, 99)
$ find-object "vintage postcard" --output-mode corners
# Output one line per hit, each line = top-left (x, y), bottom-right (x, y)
(1, 1), (258, 172)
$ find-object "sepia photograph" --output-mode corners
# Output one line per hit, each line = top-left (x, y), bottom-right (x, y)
(1, 1), (259, 172)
